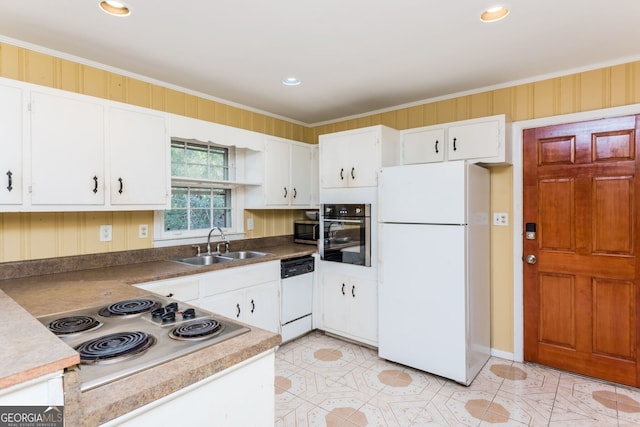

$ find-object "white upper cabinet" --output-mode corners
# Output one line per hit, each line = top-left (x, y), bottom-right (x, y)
(0, 77), (170, 211)
(402, 127), (446, 164)
(109, 106), (169, 208)
(319, 125), (400, 188)
(289, 142), (312, 206)
(447, 116), (507, 162)
(245, 136), (317, 208)
(399, 114), (510, 165)
(30, 90), (105, 206)
(0, 84), (24, 206)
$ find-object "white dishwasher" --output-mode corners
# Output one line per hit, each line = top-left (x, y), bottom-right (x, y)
(280, 255), (315, 343)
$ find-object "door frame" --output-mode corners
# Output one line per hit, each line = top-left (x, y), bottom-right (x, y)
(511, 103), (640, 362)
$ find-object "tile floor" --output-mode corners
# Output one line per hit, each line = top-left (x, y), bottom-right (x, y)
(274, 331), (640, 426)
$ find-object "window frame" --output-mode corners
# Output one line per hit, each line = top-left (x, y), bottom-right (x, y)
(153, 138), (245, 245)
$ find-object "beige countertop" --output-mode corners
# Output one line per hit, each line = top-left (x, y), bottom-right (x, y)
(0, 241), (316, 426)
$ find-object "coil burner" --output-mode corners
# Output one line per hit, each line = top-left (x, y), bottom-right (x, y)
(169, 318), (224, 341)
(75, 331), (156, 364)
(47, 315), (102, 335)
(98, 298), (162, 317)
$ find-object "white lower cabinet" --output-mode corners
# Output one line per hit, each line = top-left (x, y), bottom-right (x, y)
(320, 271), (377, 346)
(135, 276), (199, 304)
(199, 261), (280, 333)
(135, 261), (281, 334)
(0, 371), (63, 407)
(200, 281), (279, 333)
(100, 350), (275, 427)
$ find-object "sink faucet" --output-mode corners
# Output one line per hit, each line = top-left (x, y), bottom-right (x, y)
(207, 227), (228, 254)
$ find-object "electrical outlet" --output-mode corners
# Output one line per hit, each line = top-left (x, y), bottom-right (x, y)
(493, 212), (509, 226)
(100, 225), (112, 242)
(247, 218), (254, 231)
(138, 224), (149, 238)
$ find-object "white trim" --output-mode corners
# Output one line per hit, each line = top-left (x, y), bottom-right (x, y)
(0, 35), (308, 127)
(490, 348), (515, 361)
(310, 55), (640, 127)
(511, 103), (640, 362)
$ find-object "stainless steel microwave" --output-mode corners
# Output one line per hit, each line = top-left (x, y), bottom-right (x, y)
(293, 220), (319, 245)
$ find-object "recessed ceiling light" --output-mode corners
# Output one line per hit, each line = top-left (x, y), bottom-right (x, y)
(99, 1), (131, 17)
(480, 5), (510, 22)
(282, 77), (301, 86)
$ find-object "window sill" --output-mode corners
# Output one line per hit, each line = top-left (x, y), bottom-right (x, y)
(152, 231), (246, 248)
(171, 176), (260, 188)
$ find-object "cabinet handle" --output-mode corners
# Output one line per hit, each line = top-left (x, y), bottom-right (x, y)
(453, 137), (457, 151)
(283, 187), (288, 198)
(293, 188), (297, 199)
(236, 303), (241, 318)
(341, 283), (345, 295)
(118, 177), (124, 194)
(435, 140), (439, 154)
(6, 170), (12, 192)
(251, 299), (255, 313)
(352, 285), (355, 298)
(92, 176), (98, 194)
(351, 167), (355, 180)
(340, 168), (344, 180)
(166, 293), (174, 298)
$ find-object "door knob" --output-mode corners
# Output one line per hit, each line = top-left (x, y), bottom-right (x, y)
(525, 254), (537, 264)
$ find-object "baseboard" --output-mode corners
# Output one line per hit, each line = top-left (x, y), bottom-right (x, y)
(490, 348), (515, 361)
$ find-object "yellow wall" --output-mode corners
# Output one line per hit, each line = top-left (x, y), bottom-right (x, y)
(309, 62), (640, 353)
(0, 42), (313, 262)
(2, 40), (640, 354)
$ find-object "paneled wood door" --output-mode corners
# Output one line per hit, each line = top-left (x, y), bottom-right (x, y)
(523, 115), (640, 387)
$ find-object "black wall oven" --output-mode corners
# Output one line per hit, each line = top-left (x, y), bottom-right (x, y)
(320, 204), (371, 267)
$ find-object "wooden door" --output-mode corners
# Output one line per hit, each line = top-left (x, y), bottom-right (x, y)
(523, 115), (640, 387)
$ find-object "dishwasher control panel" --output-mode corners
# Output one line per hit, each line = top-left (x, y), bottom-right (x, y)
(281, 255), (315, 278)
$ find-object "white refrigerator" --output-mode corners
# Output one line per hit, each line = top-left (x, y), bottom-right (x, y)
(378, 160), (490, 385)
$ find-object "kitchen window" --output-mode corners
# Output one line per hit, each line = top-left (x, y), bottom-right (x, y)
(156, 138), (239, 241)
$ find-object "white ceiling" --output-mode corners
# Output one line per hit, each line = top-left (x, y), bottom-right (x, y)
(0, 1), (639, 125)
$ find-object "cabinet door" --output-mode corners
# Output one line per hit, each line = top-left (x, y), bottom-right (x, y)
(264, 138), (291, 205)
(245, 280), (280, 333)
(447, 120), (500, 161)
(320, 272), (377, 345)
(109, 106), (168, 207)
(320, 272), (350, 333)
(30, 91), (105, 206)
(0, 84), (23, 206)
(348, 278), (378, 344)
(319, 135), (348, 188)
(345, 130), (379, 187)
(289, 143), (312, 206)
(402, 128), (445, 164)
(309, 145), (319, 207)
(200, 291), (244, 321)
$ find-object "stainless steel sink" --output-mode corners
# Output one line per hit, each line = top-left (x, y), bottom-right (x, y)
(173, 255), (234, 266)
(172, 251), (270, 266)
(219, 250), (270, 260)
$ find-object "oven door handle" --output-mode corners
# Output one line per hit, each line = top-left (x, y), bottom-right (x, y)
(324, 219), (364, 224)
